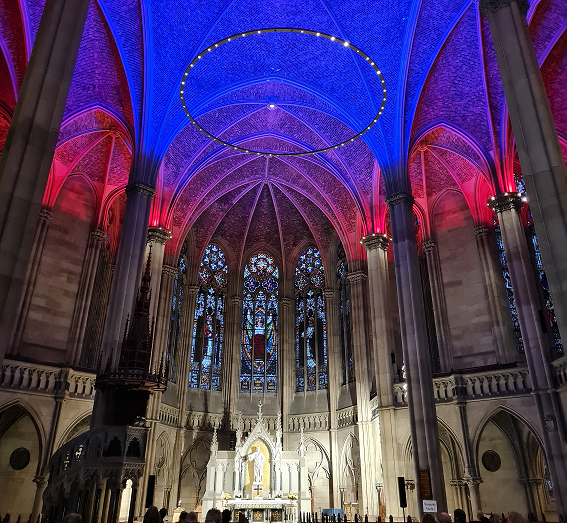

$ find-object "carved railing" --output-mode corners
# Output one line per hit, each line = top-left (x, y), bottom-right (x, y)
(159, 404), (180, 426)
(0, 359), (96, 399)
(337, 405), (357, 427)
(393, 365), (532, 406)
(288, 413), (329, 431)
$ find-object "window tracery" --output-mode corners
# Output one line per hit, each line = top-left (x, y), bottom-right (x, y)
(240, 253), (278, 393)
(189, 244), (227, 390)
(337, 244), (354, 384)
(295, 247), (328, 391)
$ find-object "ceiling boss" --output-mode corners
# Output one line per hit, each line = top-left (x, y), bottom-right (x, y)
(180, 28), (386, 157)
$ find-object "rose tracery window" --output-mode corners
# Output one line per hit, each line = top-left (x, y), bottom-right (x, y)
(295, 247), (328, 392)
(240, 253), (278, 393)
(189, 244), (227, 391)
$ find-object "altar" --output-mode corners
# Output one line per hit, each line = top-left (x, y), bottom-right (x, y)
(224, 499), (293, 522)
(201, 403), (310, 516)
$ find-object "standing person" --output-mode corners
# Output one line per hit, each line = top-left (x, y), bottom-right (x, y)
(160, 509), (168, 523)
(454, 510), (467, 523)
(187, 513), (198, 523)
(205, 509), (222, 523)
(221, 510), (231, 523)
(144, 507), (161, 523)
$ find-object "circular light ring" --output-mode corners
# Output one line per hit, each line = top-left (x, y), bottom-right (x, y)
(180, 28), (386, 157)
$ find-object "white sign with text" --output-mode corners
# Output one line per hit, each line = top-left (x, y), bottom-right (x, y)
(423, 500), (438, 513)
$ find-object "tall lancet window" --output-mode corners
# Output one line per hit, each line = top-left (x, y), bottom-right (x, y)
(189, 244), (227, 391)
(167, 244), (187, 382)
(337, 243), (354, 384)
(240, 253), (279, 393)
(295, 247), (328, 392)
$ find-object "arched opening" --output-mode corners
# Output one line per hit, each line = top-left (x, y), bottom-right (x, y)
(0, 405), (42, 519)
(477, 410), (553, 520)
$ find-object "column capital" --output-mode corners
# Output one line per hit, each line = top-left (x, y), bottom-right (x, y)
(360, 233), (390, 252)
(464, 476), (483, 487)
(488, 193), (523, 213)
(125, 181), (157, 198)
(385, 191), (414, 208)
(147, 226), (172, 245)
(479, 0), (529, 17)
(474, 225), (491, 239)
(347, 270), (367, 283)
(324, 289), (336, 300)
(33, 475), (48, 487)
(422, 239), (436, 253)
(38, 208), (53, 224)
(91, 228), (105, 242)
(280, 297), (292, 307)
(231, 295), (243, 305)
(187, 285), (200, 297)
(162, 265), (177, 278)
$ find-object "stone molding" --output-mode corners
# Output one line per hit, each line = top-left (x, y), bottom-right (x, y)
(125, 181), (157, 198)
(479, 0), (529, 17)
(147, 226), (172, 245)
(38, 208), (53, 224)
(347, 270), (367, 283)
(474, 225), (491, 239)
(361, 234), (390, 252)
(231, 295), (243, 305)
(385, 191), (414, 208)
(324, 289), (336, 300)
(187, 285), (200, 296)
(488, 193), (523, 213)
(280, 297), (292, 307)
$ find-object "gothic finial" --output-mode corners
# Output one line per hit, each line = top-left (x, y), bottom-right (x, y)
(211, 425), (219, 453)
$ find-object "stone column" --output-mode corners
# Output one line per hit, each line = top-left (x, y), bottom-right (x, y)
(229, 295), (243, 417)
(456, 401), (482, 517)
(361, 235), (399, 517)
(145, 227), (171, 334)
(480, 0), (567, 344)
(422, 240), (453, 372)
(491, 194), (567, 515)
(8, 208), (52, 354)
(152, 265), (177, 370)
(101, 181), (156, 368)
(92, 181), (155, 428)
(348, 270), (378, 516)
(280, 296), (294, 442)
(324, 288), (342, 508)
(31, 475), (48, 523)
(386, 192), (446, 514)
(0, 0), (91, 361)
(474, 225), (517, 363)
(85, 481), (98, 523)
(68, 229), (105, 365)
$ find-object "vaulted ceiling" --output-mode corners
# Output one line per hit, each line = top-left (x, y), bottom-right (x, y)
(0, 0), (565, 273)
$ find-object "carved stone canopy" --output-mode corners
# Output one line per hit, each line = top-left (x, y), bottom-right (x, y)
(479, 0), (529, 18)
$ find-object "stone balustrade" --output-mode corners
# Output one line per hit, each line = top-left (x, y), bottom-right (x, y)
(159, 404), (180, 426)
(337, 405), (357, 427)
(288, 413), (329, 431)
(0, 359), (96, 399)
(393, 364), (532, 406)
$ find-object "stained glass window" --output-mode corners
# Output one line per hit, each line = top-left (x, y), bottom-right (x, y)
(516, 174), (564, 356)
(337, 244), (354, 384)
(189, 244), (227, 390)
(167, 245), (187, 381)
(295, 247), (328, 391)
(240, 253), (278, 393)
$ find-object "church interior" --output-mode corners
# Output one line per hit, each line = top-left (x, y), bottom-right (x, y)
(0, 0), (566, 522)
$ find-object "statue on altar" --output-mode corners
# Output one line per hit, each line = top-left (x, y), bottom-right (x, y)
(248, 446), (265, 484)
